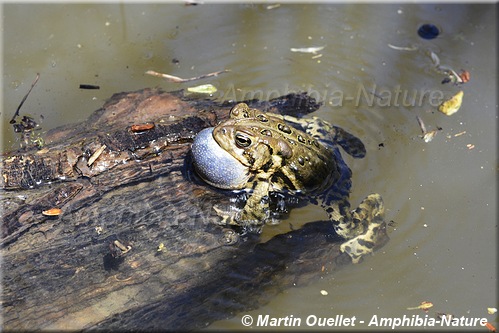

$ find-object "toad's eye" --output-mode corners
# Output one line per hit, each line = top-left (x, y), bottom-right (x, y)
(235, 133), (251, 148)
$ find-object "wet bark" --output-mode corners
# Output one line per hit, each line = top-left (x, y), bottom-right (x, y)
(0, 88), (388, 330)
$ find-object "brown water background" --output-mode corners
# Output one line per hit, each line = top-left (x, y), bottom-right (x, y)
(2, 3), (497, 331)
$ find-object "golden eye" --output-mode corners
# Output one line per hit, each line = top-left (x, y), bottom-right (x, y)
(235, 133), (251, 148)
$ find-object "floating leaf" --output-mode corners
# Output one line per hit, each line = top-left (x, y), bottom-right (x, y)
(187, 84), (218, 94)
(438, 91), (463, 116)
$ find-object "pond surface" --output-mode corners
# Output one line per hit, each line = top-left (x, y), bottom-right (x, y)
(2, 3), (497, 331)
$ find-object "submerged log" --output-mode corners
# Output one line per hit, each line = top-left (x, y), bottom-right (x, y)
(0, 88), (388, 330)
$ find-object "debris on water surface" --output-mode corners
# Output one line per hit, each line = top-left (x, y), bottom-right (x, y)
(187, 84), (218, 94)
(10, 73), (40, 124)
(487, 308), (497, 315)
(429, 50), (440, 67)
(184, 0), (204, 5)
(438, 91), (464, 116)
(9, 73), (47, 149)
(422, 131), (438, 143)
(436, 312), (455, 321)
(485, 322), (496, 332)
(418, 24), (440, 40)
(290, 46), (325, 54)
(416, 116), (439, 143)
(416, 116), (427, 133)
(458, 70), (471, 83)
(441, 68), (471, 85)
(387, 43), (418, 51)
(79, 84), (100, 90)
(266, 4), (281, 10)
(12, 115), (38, 133)
(42, 208), (62, 216)
(320, 290), (328, 296)
(407, 301), (433, 312)
(426, 50), (470, 85)
(145, 69), (230, 83)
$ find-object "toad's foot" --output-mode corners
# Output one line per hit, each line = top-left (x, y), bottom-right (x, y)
(341, 193), (384, 263)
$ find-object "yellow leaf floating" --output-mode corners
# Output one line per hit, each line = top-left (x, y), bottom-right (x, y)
(187, 84), (217, 94)
(438, 91), (463, 116)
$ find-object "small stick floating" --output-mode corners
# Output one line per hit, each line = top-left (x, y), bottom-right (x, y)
(145, 69), (230, 83)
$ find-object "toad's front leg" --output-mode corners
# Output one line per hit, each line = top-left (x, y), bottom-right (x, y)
(214, 179), (271, 232)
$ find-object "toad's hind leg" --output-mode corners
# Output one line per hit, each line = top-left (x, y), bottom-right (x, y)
(324, 193), (385, 263)
(283, 115), (366, 158)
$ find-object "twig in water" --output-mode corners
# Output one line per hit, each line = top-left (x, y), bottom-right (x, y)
(145, 69), (230, 83)
(10, 73), (40, 124)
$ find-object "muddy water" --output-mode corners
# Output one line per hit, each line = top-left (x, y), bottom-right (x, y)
(2, 3), (497, 331)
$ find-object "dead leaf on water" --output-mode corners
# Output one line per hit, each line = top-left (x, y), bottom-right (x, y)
(438, 91), (463, 116)
(187, 84), (217, 94)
